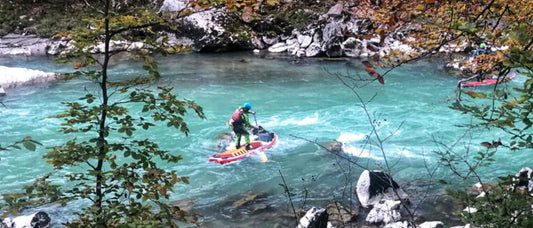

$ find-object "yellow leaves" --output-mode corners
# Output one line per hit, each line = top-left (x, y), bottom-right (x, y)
(166, 47), (176, 54)
(504, 99), (521, 108)
(265, 0), (279, 6)
(466, 90), (487, 99)
(416, 4), (425, 11)
(73, 62), (84, 69)
(52, 32), (72, 40)
(120, 15), (136, 23)
(157, 186), (167, 197)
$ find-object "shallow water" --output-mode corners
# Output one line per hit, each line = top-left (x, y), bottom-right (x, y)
(0, 52), (529, 226)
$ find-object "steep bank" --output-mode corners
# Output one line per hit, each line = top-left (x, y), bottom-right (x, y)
(0, 0), (469, 59)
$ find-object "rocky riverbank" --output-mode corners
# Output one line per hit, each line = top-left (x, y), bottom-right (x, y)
(0, 1), (470, 59)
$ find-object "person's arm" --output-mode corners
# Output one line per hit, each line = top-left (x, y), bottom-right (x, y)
(242, 113), (253, 128)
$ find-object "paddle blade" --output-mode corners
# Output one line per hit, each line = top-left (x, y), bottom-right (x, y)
(258, 151), (268, 163)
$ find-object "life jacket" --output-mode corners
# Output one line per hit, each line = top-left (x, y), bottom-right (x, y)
(230, 108), (244, 124)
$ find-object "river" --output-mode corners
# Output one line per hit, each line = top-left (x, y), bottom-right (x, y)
(0, 52), (529, 227)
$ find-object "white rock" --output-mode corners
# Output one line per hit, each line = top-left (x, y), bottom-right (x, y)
(463, 207), (478, 213)
(476, 191), (486, 198)
(185, 10), (225, 35)
(297, 207), (331, 228)
(419, 221), (444, 228)
(366, 200), (402, 224)
(286, 39), (300, 55)
(450, 224), (472, 228)
(295, 48), (306, 58)
(305, 43), (322, 57)
(262, 36), (278, 45)
(268, 43), (288, 53)
(160, 0), (187, 12)
(2, 211), (50, 228)
(341, 37), (364, 57)
(298, 34), (313, 48)
(384, 221), (412, 228)
(356, 170), (409, 208)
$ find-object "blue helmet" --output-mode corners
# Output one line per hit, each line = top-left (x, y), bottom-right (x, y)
(243, 102), (252, 110)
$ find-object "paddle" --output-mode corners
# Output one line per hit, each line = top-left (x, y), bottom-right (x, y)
(258, 151), (268, 162)
(251, 112), (268, 163)
(252, 111), (258, 126)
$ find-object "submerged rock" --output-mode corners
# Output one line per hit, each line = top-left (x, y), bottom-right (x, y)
(326, 140), (343, 154)
(233, 194), (259, 208)
(172, 198), (195, 212)
(326, 201), (357, 226)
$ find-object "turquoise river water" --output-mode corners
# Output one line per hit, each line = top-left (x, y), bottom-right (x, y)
(0, 52), (530, 227)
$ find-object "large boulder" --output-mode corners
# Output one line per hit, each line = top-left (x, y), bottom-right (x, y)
(305, 43), (322, 57)
(268, 43), (289, 53)
(161, 0), (252, 52)
(297, 207), (330, 228)
(1, 211), (50, 228)
(160, 0), (187, 12)
(356, 170), (409, 208)
(297, 33), (313, 48)
(341, 37), (364, 57)
(513, 167), (533, 195)
(0, 34), (51, 56)
(326, 3), (344, 18)
(321, 21), (344, 57)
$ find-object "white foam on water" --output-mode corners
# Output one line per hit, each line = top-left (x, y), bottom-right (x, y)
(342, 144), (383, 160)
(263, 113), (321, 127)
(0, 66), (55, 85)
(395, 148), (417, 158)
(337, 132), (366, 143)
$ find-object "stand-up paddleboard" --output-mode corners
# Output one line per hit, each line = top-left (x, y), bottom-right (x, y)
(209, 127), (277, 164)
(460, 72), (516, 87)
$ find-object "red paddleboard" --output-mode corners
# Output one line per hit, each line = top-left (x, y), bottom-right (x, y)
(209, 133), (277, 164)
(461, 72), (516, 87)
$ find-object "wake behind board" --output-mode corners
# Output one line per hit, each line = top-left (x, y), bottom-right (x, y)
(209, 130), (277, 164)
(460, 72), (516, 87)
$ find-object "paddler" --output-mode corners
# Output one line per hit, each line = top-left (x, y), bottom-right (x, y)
(472, 43), (487, 58)
(228, 102), (257, 150)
